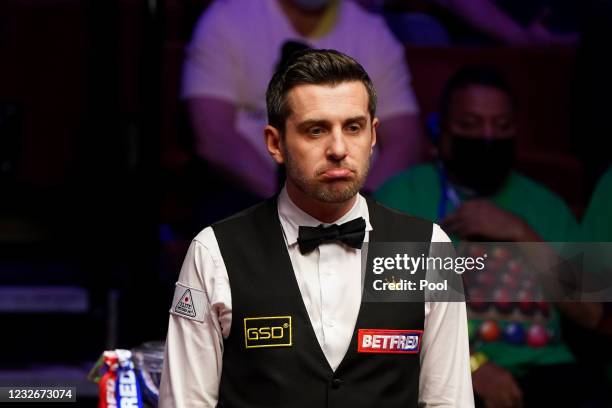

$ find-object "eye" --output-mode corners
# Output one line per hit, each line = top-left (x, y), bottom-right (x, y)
(308, 126), (324, 136)
(457, 119), (478, 131)
(346, 123), (362, 133)
(495, 120), (513, 132)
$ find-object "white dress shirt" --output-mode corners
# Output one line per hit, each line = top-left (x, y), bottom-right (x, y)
(159, 188), (474, 407)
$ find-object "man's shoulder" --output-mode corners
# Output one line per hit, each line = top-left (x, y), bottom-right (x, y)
(593, 166), (612, 197)
(341, 0), (384, 22)
(211, 198), (274, 229)
(584, 166), (612, 216)
(506, 172), (570, 209)
(190, 199), (275, 251)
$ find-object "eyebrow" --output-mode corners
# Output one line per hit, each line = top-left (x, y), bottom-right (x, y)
(296, 116), (368, 131)
(296, 119), (330, 131)
(343, 116), (368, 125)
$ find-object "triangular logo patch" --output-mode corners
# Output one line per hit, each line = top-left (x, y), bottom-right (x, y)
(174, 289), (196, 318)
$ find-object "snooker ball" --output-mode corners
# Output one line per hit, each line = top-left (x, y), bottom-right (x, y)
(476, 271), (497, 287)
(504, 322), (526, 345)
(479, 320), (501, 342)
(492, 247), (511, 261)
(501, 272), (520, 289)
(527, 324), (548, 347)
(507, 259), (524, 276)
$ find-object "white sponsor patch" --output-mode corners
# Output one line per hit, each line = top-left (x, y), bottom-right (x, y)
(169, 283), (207, 322)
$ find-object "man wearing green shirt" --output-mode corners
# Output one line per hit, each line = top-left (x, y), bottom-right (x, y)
(376, 65), (601, 407)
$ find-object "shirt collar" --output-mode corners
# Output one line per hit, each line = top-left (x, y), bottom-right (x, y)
(277, 185), (373, 247)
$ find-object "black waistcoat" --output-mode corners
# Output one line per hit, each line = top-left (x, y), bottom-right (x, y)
(212, 198), (433, 408)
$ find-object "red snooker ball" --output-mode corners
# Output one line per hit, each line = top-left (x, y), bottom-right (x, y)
(479, 320), (501, 342)
(527, 324), (548, 347)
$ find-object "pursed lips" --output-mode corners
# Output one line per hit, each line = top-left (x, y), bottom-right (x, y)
(319, 167), (355, 180)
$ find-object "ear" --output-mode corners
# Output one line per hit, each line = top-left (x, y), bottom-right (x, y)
(370, 117), (379, 153)
(265, 125), (285, 165)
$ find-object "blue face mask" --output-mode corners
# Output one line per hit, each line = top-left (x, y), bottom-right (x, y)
(292, 0), (331, 11)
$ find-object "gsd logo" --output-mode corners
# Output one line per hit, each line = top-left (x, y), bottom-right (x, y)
(244, 316), (292, 349)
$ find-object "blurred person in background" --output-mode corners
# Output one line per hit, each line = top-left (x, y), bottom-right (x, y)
(357, 0), (580, 45)
(183, 0), (427, 226)
(375, 65), (603, 407)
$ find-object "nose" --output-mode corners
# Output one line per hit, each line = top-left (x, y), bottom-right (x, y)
(482, 123), (496, 140)
(326, 128), (348, 161)
(483, 122), (500, 140)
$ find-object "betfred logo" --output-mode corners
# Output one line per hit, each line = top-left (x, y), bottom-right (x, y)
(358, 329), (423, 354)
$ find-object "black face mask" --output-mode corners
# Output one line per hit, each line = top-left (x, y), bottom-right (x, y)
(444, 136), (515, 196)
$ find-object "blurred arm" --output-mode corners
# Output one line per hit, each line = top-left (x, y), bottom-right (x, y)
(188, 97), (277, 197)
(433, 0), (530, 44)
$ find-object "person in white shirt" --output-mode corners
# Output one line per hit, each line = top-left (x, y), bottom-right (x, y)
(183, 0), (426, 206)
(160, 48), (473, 407)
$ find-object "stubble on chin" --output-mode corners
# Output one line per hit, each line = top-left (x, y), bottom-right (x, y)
(283, 149), (370, 204)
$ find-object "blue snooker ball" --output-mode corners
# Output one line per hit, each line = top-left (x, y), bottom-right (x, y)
(504, 322), (526, 345)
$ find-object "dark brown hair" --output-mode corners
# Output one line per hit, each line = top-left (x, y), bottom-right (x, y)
(266, 49), (377, 132)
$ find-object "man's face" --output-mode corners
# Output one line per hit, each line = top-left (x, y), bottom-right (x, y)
(441, 84), (516, 154)
(439, 84), (517, 194)
(268, 81), (377, 203)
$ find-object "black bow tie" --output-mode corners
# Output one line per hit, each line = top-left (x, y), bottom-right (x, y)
(297, 217), (366, 254)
